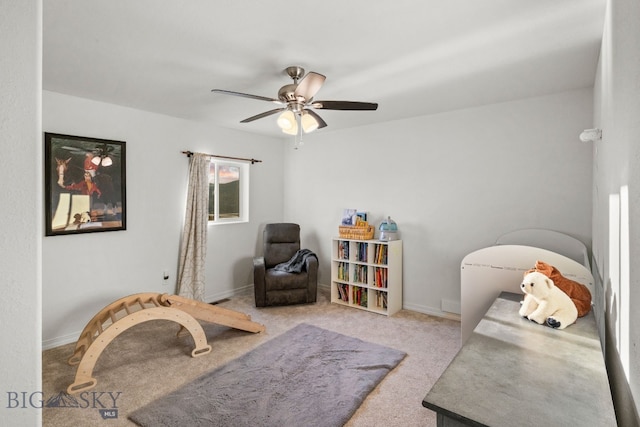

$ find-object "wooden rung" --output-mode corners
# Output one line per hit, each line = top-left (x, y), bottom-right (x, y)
(136, 297), (145, 310)
(108, 309), (117, 324)
(68, 293), (173, 366)
(84, 320), (97, 334)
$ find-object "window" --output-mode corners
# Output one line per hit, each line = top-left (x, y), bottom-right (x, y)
(208, 159), (249, 224)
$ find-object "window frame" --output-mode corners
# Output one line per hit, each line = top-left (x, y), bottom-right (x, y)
(208, 159), (249, 225)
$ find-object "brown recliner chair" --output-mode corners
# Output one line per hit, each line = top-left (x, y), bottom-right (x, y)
(253, 223), (318, 307)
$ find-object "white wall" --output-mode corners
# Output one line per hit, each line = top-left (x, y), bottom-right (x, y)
(0, 0), (42, 424)
(284, 89), (593, 317)
(593, 0), (640, 424)
(42, 91), (285, 348)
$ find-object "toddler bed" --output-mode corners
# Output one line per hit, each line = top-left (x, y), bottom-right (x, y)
(460, 229), (594, 343)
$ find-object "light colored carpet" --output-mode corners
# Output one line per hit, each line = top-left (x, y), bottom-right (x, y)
(42, 286), (461, 426)
(129, 323), (406, 426)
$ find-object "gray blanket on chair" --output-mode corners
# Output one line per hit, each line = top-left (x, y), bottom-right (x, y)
(274, 249), (317, 273)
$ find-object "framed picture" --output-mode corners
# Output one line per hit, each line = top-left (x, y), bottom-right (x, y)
(341, 208), (357, 225)
(44, 132), (126, 236)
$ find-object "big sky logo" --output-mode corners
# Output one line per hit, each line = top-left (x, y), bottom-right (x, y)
(7, 391), (121, 419)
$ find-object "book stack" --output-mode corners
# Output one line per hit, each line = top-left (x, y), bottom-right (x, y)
(374, 244), (388, 264)
(337, 284), (349, 302)
(374, 290), (388, 309)
(337, 262), (349, 281)
(356, 242), (368, 262)
(337, 241), (349, 260)
(353, 265), (368, 284)
(352, 286), (368, 307)
(374, 267), (388, 288)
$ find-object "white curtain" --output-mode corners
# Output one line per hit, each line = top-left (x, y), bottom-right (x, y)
(176, 153), (209, 301)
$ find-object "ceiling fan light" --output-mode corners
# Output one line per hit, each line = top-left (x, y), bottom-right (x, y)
(281, 119), (298, 135)
(101, 156), (113, 167)
(277, 110), (296, 131)
(91, 156), (102, 166)
(301, 112), (319, 133)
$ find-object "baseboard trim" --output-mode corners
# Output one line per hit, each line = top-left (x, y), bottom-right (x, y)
(43, 331), (81, 350)
(205, 284), (254, 304)
(403, 302), (461, 322)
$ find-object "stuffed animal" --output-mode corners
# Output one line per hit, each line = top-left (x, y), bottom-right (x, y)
(525, 260), (592, 317)
(519, 271), (578, 329)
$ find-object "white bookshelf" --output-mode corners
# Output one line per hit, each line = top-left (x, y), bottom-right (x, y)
(330, 238), (402, 316)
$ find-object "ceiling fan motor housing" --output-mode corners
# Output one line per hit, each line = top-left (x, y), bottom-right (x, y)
(212, 65), (377, 128)
(279, 66), (309, 108)
(278, 84), (299, 103)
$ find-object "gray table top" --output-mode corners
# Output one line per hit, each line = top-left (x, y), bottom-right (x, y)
(423, 292), (616, 426)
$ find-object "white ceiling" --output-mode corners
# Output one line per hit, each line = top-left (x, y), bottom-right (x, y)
(43, 0), (607, 138)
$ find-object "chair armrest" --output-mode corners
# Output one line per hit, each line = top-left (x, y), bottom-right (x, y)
(305, 256), (318, 303)
(253, 257), (267, 307)
(305, 255), (318, 276)
(253, 256), (265, 270)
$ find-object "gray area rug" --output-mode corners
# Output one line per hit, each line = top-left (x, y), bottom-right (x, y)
(129, 323), (406, 427)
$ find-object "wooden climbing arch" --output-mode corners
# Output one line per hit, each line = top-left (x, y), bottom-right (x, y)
(66, 293), (265, 394)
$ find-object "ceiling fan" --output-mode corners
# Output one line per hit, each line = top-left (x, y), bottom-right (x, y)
(212, 66), (378, 135)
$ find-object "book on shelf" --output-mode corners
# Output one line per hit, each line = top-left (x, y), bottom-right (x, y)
(356, 242), (368, 262)
(352, 286), (367, 307)
(337, 240), (349, 260)
(374, 290), (388, 309)
(337, 283), (349, 302)
(374, 267), (388, 288)
(353, 264), (368, 283)
(337, 262), (349, 281)
(374, 244), (388, 264)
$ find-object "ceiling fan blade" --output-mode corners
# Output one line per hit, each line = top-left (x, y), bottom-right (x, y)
(240, 108), (285, 123)
(305, 109), (328, 129)
(311, 100), (378, 111)
(294, 72), (326, 100)
(212, 89), (282, 104)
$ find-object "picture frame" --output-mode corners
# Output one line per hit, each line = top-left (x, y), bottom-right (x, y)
(44, 132), (126, 236)
(341, 208), (357, 225)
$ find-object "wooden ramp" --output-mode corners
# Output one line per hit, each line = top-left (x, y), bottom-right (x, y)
(67, 293), (265, 394)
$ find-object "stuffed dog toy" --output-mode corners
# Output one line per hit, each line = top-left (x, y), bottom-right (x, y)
(519, 271), (578, 329)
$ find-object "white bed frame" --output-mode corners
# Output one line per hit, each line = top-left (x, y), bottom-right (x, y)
(460, 229), (594, 344)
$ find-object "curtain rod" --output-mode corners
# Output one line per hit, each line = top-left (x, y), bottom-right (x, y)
(181, 150), (262, 164)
